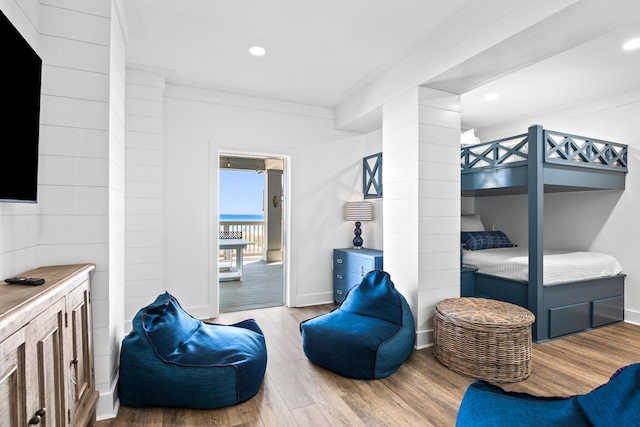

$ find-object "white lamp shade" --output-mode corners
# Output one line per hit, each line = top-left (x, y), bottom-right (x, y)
(344, 201), (373, 221)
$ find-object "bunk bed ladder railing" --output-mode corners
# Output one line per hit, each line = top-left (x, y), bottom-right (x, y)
(544, 130), (628, 172)
(461, 133), (528, 171)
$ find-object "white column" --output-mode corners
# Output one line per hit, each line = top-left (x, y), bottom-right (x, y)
(383, 87), (460, 348)
(265, 168), (283, 262)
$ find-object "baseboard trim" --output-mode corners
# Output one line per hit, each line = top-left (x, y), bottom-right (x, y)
(415, 328), (433, 350)
(96, 380), (120, 421)
(293, 292), (334, 307)
(624, 308), (640, 325)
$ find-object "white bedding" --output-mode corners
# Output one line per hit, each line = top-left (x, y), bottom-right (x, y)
(462, 247), (622, 285)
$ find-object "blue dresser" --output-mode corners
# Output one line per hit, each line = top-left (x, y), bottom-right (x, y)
(333, 248), (383, 304)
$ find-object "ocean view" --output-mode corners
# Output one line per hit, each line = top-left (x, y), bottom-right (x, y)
(220, 214), (264, 222)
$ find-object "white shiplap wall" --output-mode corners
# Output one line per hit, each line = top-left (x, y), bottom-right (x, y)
(383, 87), (460, 348)
(0, 0), (126, 420)
(124, 69), (165, 323)
(100, 0), (127, 419)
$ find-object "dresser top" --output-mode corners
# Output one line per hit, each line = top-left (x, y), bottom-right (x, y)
(0, 264), (95, 340)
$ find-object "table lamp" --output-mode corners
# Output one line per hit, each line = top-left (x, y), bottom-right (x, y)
(344, 201), (373, 249)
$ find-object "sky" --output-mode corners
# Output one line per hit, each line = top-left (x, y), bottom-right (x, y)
(219, 170), (264, 216)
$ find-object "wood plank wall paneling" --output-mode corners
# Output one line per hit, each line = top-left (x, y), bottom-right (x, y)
(382, 87), (461, 348)
(124, 69), (165, 323)
(98, 304), (640, 427)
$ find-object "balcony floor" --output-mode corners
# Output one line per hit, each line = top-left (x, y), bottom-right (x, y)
(219, 257), (284, 312)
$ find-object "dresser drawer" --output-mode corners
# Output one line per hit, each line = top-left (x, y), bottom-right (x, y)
(345, 256), (376, 276)
(333, 271), (358, 304)
(333, 248), (383, 304)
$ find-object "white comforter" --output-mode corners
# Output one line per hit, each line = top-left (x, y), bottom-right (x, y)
(462, 247), (622, 285)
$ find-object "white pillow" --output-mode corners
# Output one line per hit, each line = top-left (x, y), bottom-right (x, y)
(460, 129), (481, 147)
(461, 214), (485, 232)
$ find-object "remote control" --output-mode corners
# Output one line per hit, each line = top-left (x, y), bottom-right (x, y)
(5, 277), (45, 286)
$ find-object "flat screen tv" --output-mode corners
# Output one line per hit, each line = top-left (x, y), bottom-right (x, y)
(0, 10), (42, 203)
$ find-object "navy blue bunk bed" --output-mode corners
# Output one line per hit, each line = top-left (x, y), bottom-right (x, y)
(461, 124), (628, 342)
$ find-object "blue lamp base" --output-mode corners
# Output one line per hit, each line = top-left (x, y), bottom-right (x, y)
(353, 221), (363, 249)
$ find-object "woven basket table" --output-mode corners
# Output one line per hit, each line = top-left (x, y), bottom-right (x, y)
(433, 297), (535, 383)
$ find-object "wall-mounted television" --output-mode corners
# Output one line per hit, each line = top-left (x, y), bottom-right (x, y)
(0, 10), (42, 203)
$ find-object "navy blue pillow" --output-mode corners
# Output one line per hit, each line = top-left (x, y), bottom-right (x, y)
(462, 230), (514, 251)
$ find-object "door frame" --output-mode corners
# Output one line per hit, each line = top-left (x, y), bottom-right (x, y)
(210, 148), (290, 317)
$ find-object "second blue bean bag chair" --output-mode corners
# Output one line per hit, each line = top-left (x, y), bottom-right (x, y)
(300, 270), (415, 379)
(119, 292), (267, 409)
(456, 363), (640, 426)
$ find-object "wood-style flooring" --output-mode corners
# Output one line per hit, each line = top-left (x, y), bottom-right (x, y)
(97, 304), (640, 427)
(219, 259), (284, 313)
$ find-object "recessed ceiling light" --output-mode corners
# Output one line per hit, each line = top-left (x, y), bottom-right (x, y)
(484, 92), (500, 102)
(623, 38), (640, 51)
(249, 46), (266, 56)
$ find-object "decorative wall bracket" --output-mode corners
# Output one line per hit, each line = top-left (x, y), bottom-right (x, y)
(363, 152), (382, 199)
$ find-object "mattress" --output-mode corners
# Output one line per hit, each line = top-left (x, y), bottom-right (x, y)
(462, 247), (622, 285)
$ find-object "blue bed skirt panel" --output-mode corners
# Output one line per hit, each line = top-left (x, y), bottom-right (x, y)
(456, 363), (640, 427)
(119, 292), (267, 409)
(300, 270), (415, 379)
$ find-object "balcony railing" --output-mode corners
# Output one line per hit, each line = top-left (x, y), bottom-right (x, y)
(219, 221), (264, 257)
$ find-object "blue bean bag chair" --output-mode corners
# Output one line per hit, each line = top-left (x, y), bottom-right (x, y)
(119, 292), (267, 409)
(456, 363), (640, 426)
(300, 270), (415, 379)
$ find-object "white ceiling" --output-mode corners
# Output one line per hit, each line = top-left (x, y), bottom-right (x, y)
(123, 0), (640, 132)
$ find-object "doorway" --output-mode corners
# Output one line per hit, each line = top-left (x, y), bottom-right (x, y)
(218, 153), (286, 312)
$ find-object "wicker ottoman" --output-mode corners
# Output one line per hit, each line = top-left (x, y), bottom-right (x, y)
(433, 297), (535, 383)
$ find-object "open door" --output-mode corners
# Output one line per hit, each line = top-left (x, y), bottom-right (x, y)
(217, 153), (286, 313)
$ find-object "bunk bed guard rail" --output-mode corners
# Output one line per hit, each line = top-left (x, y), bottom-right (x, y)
(461, 128), (628, 173)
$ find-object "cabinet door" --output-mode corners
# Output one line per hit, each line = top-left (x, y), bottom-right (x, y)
(0, 327), (28, 427)
(28, 298), (66, 427)
(67, 280), (96, 426)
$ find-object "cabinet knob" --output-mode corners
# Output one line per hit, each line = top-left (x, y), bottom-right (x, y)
(29, 408), (46, 425)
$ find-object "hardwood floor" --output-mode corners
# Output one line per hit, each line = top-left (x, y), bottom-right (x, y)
(220, 258), (284, 312)
(97, 304), (640, 427)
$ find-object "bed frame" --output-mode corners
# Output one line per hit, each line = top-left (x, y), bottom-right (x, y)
(461, 124), (628, 342)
